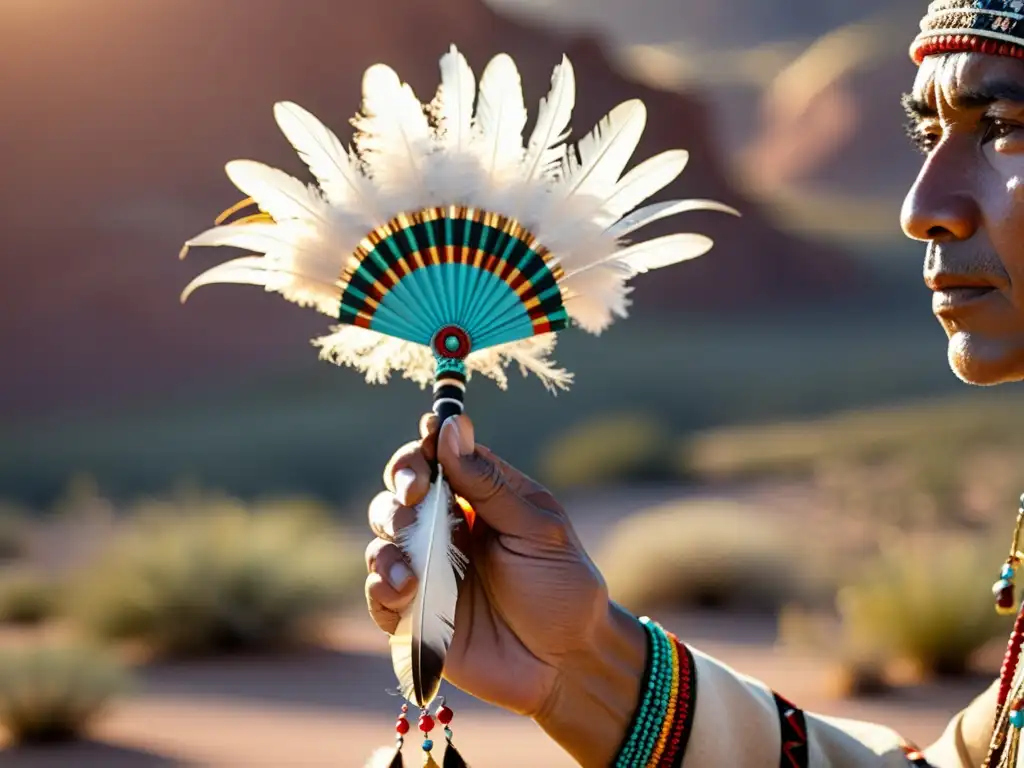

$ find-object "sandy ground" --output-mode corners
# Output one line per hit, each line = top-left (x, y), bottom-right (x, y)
(0, 485), (995, 766)
(0, 609), (988, 768)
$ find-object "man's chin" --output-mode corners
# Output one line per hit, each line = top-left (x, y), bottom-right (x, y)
(947, 331), (1024, 385)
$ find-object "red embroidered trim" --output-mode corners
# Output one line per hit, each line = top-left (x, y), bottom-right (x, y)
(912, 33), (1024, 64)
(773, 692), (809, 768)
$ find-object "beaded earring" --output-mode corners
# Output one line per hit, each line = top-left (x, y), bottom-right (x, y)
(992, 499), (1024, 616)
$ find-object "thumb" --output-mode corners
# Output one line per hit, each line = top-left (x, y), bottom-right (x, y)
(437, 415), (563, 539)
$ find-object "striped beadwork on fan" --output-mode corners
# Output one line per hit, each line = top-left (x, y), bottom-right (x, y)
(338, 206), (570, 355)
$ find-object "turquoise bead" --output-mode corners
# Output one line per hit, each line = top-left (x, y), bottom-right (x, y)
(444, 335), (460, 352)
(1011, 709), (1024, 729)
(422, 739), (434, 751)
(1003, 564), (1016, 580)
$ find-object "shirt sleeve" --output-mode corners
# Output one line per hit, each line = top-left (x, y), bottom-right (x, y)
(677, 644), (995, 768)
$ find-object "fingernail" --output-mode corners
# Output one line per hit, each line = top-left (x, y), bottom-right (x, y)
(394, 468), (417, 505)
(388, 560), (413, 591)
(441, 418), (464, 457)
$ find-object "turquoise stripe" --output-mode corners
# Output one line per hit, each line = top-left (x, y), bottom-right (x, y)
(370, 264), (536, 348)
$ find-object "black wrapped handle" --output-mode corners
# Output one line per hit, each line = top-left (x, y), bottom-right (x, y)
(430, 370), (465, 482)
(432, 370), (466, 424)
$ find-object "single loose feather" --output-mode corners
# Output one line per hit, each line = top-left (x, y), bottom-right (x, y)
(389, 467), (468, 707)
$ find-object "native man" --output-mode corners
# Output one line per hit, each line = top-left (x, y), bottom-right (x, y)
(363, 1), (1024, 765)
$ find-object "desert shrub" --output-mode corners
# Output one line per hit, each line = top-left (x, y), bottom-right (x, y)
(835, 534), (1010, 678)
(0, 643), (132, 744)
(73, 497), (360, 657)
(0, 571), (62, 626)
(597, 500), (817, 615)
(0, 503), (31, 562)
(538, 413), (675, 490)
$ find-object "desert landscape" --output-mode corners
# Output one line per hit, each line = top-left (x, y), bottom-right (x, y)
(2, 0), (1022, 765)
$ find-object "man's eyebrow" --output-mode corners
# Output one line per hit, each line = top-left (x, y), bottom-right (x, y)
(901, 92), (934, 122)
(902, 81), (1024, 121)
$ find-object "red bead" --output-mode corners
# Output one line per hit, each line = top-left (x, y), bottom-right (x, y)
(401, 704), (408, 713)
(418, 715), (435, 733)
(396, 718), (410, 735)
(998, 583), (1016, 611)
(437, 706), (453, 725)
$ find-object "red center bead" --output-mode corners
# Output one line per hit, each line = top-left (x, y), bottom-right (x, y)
(419, 715), (435, 733)
(437, 705), (453, 724)
(395, 717), (410, 735)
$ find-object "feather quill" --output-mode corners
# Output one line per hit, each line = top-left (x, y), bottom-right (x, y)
(389, 467), (468, 707)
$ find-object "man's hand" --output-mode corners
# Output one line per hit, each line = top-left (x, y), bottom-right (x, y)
(364, 412), (611, 715)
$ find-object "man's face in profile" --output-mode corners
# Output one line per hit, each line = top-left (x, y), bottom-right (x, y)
(902, 53), (1024, 384)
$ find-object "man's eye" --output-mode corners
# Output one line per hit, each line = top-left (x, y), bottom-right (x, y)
(983, 117), (1023, 144)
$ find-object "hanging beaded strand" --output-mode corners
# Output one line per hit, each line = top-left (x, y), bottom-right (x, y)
(983, 495), (1024, 768)
(436, 698), (469, 767)
(418, 706), (439, 767)
(389, 704), (410, 768)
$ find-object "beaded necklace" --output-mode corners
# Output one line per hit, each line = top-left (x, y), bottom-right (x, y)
(984, 501), (1024, 768)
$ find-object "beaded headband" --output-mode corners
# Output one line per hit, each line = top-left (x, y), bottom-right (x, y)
(911, 0), (1024, 64)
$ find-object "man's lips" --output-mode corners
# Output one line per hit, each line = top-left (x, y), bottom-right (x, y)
(929, 283), (998, 315)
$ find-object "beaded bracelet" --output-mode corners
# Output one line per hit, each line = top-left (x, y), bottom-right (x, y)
(613, 617), (697, 768)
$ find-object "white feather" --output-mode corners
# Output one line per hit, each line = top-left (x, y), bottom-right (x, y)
(472, 54), (528, 181)
(606, 198), (740, 239)
(273, 100), (382, 227)
(595, 149), (689, 224)
(352, 64), (433, 204)
(181, 255), (340, 312)
(182, 221), (308, 256)
(617, 233), (715, 274)
(432, 45), (476, 151)
(224, 160), (329, 223)
(553, 100), (646, 201)
(521, 55), (575, 181)
(389, 467), (467, 707)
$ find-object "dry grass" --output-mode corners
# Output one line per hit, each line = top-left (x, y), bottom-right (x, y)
(72, 496), (361, 657)
(0, 643), (132, 745)
(597, 499), (819, 615)
(0, 571), (62, 626)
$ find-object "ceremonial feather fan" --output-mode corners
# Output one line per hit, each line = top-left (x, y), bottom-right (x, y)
(180, 45), (737, 711)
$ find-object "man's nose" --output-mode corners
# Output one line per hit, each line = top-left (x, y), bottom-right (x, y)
(901, 149), (981, 243)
